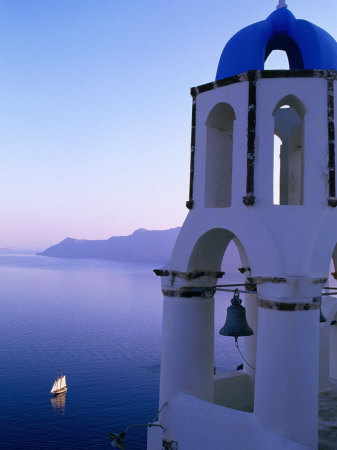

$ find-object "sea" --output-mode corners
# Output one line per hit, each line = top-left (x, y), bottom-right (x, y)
(0, 253), (243, 450)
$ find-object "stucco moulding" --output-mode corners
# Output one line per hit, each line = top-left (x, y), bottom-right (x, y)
(190, 70), (337, 97)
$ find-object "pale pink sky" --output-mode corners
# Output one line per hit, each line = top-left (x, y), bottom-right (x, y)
(1, 0), (336, 250)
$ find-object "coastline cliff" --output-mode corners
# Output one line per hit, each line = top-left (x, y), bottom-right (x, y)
(38, 227), (181, 263)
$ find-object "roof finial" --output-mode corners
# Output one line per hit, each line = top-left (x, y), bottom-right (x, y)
(277, 0), (288, 8)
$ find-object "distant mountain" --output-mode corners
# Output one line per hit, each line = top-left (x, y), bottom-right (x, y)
(38, 227), (181, 263)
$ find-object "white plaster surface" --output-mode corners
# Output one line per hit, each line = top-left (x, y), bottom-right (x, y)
(162, 393), (309, 450)
(159, 295), (214, 406)
(168, 79), (337, 280)
(150, 75), (337, 450)
(254, 306), (319, 448)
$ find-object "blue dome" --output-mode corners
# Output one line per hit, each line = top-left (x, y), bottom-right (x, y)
(216, 7), (337, 80)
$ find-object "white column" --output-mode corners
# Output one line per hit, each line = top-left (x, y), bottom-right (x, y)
(254, 279), (320, 449)
(159, 294), (214, 406)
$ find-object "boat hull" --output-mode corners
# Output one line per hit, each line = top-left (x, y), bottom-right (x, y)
(52, 387), (67, 396)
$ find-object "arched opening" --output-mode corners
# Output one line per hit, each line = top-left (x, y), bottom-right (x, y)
(188, 229), (256, 412)
(273, 96), (305, 205)
(264, 34), (304, 70)
(264, 50), (289, 70)
(205, 103), (236, 208)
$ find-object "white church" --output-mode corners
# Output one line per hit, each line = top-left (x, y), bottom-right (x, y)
(148, 2), (337, 449)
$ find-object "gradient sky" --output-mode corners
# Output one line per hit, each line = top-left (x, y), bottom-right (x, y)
(1, 0), (337, 250)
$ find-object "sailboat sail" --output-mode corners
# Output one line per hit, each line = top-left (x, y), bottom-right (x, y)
(51, 374), (68, 394)
(60, 376), (66, 389)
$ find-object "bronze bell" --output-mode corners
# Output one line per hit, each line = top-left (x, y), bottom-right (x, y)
(219, 289), (254, 341)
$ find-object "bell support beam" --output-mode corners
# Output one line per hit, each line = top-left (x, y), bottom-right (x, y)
(253, 276), (323, 449)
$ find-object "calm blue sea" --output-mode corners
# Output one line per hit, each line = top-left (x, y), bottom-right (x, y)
(0, 254), (242, 449)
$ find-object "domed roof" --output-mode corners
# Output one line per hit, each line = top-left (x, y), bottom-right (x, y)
(216, 6), (337, 81)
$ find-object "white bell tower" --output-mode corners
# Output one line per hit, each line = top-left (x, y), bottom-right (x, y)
(148, 5), (337, 450)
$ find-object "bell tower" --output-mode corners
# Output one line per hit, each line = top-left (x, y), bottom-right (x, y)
(148, 4), (337, 450)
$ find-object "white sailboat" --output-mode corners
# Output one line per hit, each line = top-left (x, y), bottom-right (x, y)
(50, 374), (67, 395)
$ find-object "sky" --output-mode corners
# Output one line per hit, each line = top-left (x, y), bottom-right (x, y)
(1, 0), (337, 250)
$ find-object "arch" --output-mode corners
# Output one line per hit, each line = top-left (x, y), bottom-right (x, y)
(205, 103), (236, 208)
(305, 214), (337, 278)
(265, 34), (304, 69)
(188, 228), (257, 411)
(273, 95), (306, 119)
(272, 95), (306, 205)
(187, 228), (249, 273)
